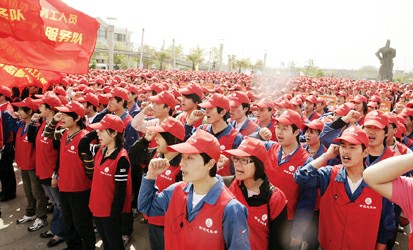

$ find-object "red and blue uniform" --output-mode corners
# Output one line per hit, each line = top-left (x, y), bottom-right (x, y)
(230, 118), (259, 136)
(186, 123), (243, 176)
(228, 179), (287, 250)
(138, 176), (250, 250)
(294, 163), (396, 249)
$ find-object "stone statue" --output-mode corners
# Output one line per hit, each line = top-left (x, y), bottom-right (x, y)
(375, 40), (396, 81)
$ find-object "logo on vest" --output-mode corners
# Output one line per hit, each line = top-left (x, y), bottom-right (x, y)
(24, 136), (28, 142)
(220, 145), (226, 150)
(262, 214), (268, 221)
(284, 165), (295, 175)
(359, 197), (376, 210)
(101, 167), (112, 177)
(68, 145), (77, 154)
(165, 170), (171, 176)
(160, 169), (172, 181)
(254, 214), (268, 226)
(198, 218), (218, 234)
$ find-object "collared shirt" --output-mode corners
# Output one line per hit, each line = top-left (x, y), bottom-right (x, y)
(294, 164), (396, 243)
(138, 176), (250, 250)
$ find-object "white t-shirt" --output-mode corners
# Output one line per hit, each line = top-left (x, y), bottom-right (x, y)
(192, 192), (207, 208)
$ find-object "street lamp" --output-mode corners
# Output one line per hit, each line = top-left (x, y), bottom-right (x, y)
(106, 17), (117, 70)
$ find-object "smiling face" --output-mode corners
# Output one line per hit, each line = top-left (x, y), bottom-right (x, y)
(363, 125), (386, 148)
(339, 141), (368, 168)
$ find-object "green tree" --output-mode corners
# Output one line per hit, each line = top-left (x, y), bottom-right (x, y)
(156, 50), (170, 70)
(304, 59), (324, 78)
(234, 58), (250, 73)
(186, 47), (204, 71)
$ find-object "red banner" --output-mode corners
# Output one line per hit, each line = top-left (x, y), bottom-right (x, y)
(0, 0), (99, 74)
(0, 63), (62, 87)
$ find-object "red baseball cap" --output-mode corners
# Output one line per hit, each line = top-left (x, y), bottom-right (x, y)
(225, 137), (266, 163)
(275, 109), (303, 128)
(350, 95), (368, 104)
(53, 86), (66, 96)
(305, 95), (318, 104)
(370, 95), (382, 103)
(395, 122), (406, 138)
(337, 90), (348, 97)
(367, 101), (379, 108)
(317, 97), (326, 106)
(98, 94), (109, 105)
(77, 93), (99, 108)
(88, 114), (125, 133)
(229, 91), (251, 107)
(198, 93), (230, 111)
(0, 86), (12, 98)
(384, 112), (398, 125)
(12, 98), (39, 111)
(126, 84), (140, 95)
(254, 97), (275, 109)
(167, 129), (220, 162)
(147, 117), (185, 140)
(32, 92), (62, 109)
(333, 125), (369, 148)
(148, 91), (176, 110)
(334, 103), (354, 117)
(105, 87), (129, 101)
(400, 108), (413, 117)
(363, 110), (389, 129)
(150, 83), (165, 94)
(56, 101), (86, 118)
(180, 83), (203, 99)
(304, 119), (324, 131)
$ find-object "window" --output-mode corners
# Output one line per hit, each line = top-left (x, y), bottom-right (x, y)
(115, 33), (125, 42)
(98, 28), (107, 39)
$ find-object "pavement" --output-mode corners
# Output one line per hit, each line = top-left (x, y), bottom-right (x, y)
(0, 165), (409, 250)
(0, 165), (150, 250)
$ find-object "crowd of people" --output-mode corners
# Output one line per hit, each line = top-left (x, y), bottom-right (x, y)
(1, 69), (413, 249)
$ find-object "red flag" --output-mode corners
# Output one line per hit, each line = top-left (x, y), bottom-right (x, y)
(0, 0), (99, 74)
(0, 63), (62, 88)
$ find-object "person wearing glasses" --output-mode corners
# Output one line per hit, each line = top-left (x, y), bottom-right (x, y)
(225, 137), (289, 249)
(138, 129), (250, 250)
(294, 126), (395, 250)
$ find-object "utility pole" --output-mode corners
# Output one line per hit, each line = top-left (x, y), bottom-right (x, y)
(139, 28), (144, 69)
(172, 39), (176, 69)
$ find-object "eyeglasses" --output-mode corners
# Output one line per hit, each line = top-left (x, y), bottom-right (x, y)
(231, 156), (253, 165)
